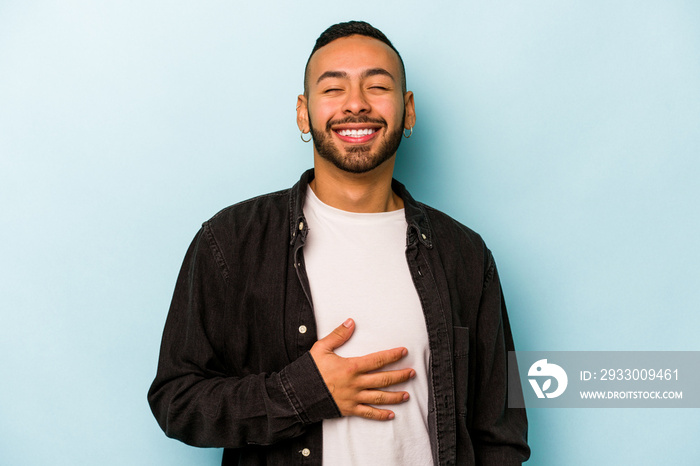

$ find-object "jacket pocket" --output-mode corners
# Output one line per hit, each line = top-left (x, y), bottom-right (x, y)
(453, 326), (469, 417)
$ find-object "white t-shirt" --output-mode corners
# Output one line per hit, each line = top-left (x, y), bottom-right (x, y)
(303, 186), (433, 466)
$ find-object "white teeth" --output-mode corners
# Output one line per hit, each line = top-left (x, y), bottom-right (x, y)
(337, 128), (376, 137)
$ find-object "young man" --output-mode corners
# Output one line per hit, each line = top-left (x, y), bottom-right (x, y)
(149, 21), (530, 465)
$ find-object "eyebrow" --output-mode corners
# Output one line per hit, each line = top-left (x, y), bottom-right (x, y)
(362, 68), (395, 81)
(316, 68), (396, 85)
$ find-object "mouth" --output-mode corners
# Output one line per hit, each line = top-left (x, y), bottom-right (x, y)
(332, 124), (382, 144)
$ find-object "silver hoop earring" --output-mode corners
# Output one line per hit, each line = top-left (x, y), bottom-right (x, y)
(300, 131), (312, 143)
(403, 127), (413, 139)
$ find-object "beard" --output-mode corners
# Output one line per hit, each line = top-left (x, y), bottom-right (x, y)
(309, 112), (405, 174)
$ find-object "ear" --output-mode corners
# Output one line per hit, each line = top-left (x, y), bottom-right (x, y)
(297, 95), (310, 133)
(403, 91), (416, 129)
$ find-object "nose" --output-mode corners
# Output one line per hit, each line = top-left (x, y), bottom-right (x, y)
(342, 85), (370, 115)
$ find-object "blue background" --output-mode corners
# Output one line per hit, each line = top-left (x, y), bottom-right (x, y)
(1, 1), (698, 464)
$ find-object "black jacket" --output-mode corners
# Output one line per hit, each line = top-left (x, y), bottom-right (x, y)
(148, 169), (530, 465)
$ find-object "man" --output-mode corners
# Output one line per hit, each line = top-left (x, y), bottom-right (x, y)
(148, 21), (530, 465)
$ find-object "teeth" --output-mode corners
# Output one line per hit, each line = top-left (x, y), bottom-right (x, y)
(337, 128), (376, 137)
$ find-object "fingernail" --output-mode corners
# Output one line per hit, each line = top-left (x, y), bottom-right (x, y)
(410, 370), (416, 378)
(401, 348), (408, 356)
(343, 318), (353, 328)
(388, 412), (395, 420)
(403, 393), (410, 401)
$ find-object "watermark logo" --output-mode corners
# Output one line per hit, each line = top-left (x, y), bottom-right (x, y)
(528, 359), (568, 399)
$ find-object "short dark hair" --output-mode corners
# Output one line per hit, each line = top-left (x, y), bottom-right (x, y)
(303, 20), (406, 95)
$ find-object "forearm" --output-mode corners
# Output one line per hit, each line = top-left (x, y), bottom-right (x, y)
(148, 351), (340, 448)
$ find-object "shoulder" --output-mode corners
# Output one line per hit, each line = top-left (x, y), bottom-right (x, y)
(188, 188), (293, 280)
(420, 203), (488, 252)
(419, 202), (495, 279)
(203, 188), (291, 234)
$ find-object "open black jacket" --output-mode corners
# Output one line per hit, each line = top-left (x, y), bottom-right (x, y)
(148, 169), (530, 465)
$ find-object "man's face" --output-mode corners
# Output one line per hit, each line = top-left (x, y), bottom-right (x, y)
(298, 35), (415, 174)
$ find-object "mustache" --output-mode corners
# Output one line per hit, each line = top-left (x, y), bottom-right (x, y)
(325, 115), (387, 132)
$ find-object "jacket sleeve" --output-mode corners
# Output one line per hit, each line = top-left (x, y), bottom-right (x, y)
(471, 250), (531, 465)
(147, 226), (340, 448)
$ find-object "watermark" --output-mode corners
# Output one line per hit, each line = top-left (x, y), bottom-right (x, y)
(508, 352), (700, 408)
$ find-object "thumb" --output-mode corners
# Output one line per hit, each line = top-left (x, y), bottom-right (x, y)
(319, 318), (355, 352)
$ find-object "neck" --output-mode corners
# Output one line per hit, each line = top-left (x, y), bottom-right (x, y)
(310, 155), (404, 213)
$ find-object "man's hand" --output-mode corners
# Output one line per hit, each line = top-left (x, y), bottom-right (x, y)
(309, 318), (415, 421)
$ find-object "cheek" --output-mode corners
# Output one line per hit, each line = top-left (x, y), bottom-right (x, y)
(374, 98), (405, 125)
(310, 101), (339, 125)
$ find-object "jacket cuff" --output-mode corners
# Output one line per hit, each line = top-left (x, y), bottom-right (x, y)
(279, 351), (341, 424)
(476, 445), (530, 466)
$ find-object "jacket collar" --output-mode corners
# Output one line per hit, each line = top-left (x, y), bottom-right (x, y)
(289, 168), (433, 249)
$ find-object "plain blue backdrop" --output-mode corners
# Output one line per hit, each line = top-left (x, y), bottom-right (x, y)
(1, 1), (698, 465)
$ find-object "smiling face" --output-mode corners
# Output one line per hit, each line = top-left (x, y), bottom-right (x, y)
(297, 35), (415, 174)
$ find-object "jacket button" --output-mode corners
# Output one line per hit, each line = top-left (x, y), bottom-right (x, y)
(299, 221), (304, 231)
(301, 448), (311, 457)
(421, 233), (427, 240)
(298, 325), (307, 334)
